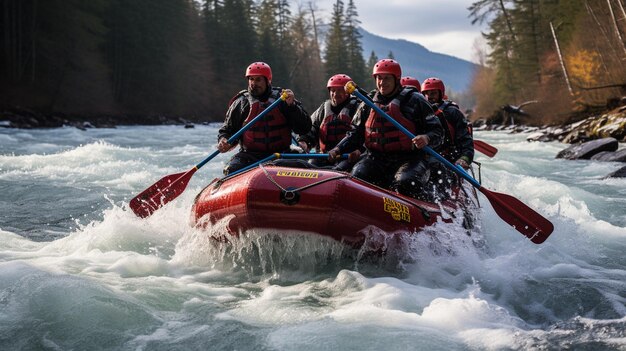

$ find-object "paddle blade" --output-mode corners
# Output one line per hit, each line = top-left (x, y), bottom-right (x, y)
(474, 139), (498, 157)
(130, 168), (197, 218)
(480, 187), (553, 244)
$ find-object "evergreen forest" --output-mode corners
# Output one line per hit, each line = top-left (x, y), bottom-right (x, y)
(1, 0), (625, 125)
(0, 0), (367, 121)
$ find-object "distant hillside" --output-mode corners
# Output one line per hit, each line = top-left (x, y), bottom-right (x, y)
(360, 28), (477, 93)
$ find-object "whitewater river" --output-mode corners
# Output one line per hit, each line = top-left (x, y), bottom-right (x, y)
(0, 125), (624, 350)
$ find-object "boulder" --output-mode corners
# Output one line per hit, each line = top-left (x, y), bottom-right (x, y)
(561, 111), (626, 143)
(562, 129), (592, 144)
(590, 148), (626, 162)
(556, 137), (619, 160)
(526, 131), (559, 142)
(604, 165), (626, 178)
(527, 132), (547, 142)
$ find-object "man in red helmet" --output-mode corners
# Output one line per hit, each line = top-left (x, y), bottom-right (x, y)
(401, 76), (421, 92)
(421, 77), (474, 170)
(328, 59), (443, 199)
(421, 77), (474, 198)
(217, 62), (311, 175)
(296, 73), (361, 170)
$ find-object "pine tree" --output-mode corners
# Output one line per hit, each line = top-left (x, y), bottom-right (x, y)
(324, 0), (348, 79)
(365, 50), (379, 90)
(289, 7), (325, 110)
(257, 0), (293, 87)
(344, 0), (367, 84)
(274, 0), (295, 87)
(213, 0), (258, 99)
(106, 0), (211, 115)
(0, 0), (114, 113)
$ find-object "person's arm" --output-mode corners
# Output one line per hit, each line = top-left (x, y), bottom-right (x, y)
(332, 101), (368, 154)
(450, 107), (475, 165)
(279, 89), (312, 135)
(423, 113), (443, 149)
(411, 94), (442, 150)
(217, 97), (247, 152)
(297, 102), (325, 151)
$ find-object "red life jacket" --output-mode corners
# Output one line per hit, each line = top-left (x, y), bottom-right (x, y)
(318, 99), (357, 152)
(241, 90), (291, 152)
(365, 89), (417, 152)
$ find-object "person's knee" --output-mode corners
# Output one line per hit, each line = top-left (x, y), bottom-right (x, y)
(223, 162), (242, 176)
(224, 156), (249, 175)
(310, 157), (336, 169)
(397, 172), (424, 188)
(393, 168), (430, 197)
(351, 159), (377, 182)
(350, 162), (369, 179)
(333, 159), (353, 172)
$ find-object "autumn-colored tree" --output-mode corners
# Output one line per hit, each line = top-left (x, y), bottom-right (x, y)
(469, 0), (626, 125)
(567, 50), (600, 87)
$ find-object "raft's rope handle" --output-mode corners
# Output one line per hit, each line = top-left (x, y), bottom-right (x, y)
(259, 164), (349, 197)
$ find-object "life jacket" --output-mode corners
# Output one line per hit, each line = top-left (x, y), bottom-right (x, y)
(434, 101), (465, 159)
(318, 98), (357, 152)
(365, 88), (418, 152)
(241, 89), (291, 152)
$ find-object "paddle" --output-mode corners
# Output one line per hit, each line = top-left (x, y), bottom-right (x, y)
(345, 82), (553, 244)
(129, 90), (288, 218)
(474, 139), (498, 157)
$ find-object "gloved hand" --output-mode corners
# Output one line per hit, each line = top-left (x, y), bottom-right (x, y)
(217, 137), (235, 153)
(348, 149), (361, 163)
(298, 141), (310, 153)
(327, 147), (341, 163)
(412, 134), (429, 149)
(284, 89), (295, 106)
(455, 158), (470, 169)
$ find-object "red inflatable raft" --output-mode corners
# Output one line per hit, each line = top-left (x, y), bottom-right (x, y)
(191, 161), (476, 248)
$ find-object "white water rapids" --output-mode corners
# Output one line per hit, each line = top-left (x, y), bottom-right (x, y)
(0, 125), (624, 350)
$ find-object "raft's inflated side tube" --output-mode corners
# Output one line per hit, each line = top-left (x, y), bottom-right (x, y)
(191, 166), (465, 247)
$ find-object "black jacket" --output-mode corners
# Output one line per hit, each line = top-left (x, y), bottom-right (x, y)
(435, 101), (474, 163)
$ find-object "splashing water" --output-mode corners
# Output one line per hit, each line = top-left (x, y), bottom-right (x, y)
(0, 126), (625, 350)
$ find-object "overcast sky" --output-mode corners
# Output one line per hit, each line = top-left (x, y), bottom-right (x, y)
(307, 0), (487, 62)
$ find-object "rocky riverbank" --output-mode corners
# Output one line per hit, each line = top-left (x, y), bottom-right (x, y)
(473, 105), (626, 144)
(0, 106), (206, 130)
(474, 105), (626, 178)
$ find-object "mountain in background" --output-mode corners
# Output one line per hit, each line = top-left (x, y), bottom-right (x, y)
(359, 28), (478, 93)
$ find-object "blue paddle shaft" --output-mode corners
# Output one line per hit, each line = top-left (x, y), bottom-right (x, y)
(351, 89), (481, 188)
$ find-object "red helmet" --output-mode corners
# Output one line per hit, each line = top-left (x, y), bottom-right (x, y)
(327, 74), (352, 89)
(421, 77), (445, 96)
(372, 59), (401, 80)
(401, 76), (421, 91)
(245, 62), (272, 84)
